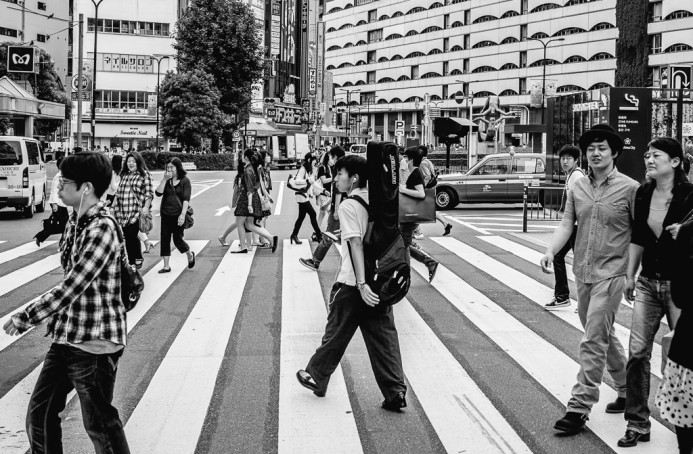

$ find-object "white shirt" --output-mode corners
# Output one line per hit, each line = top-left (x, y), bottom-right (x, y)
(48, 172), (66, 207)
(566, 167), (585, 192)
(337, 187), (369, 286)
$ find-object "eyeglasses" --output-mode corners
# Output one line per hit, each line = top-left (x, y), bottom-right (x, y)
(58, 176), (77, 190)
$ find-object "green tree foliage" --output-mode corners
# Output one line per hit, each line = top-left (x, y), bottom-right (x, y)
(0, 43), (71, 136)
(615, 0), (650, 87)
(160, 69), (226, 150)
(174, 0), (264, 123)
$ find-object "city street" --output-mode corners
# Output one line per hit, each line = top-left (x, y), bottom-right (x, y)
(0, 169), (678, 454)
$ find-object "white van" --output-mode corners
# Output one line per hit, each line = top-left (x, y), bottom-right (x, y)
(0, 136), (47, 218)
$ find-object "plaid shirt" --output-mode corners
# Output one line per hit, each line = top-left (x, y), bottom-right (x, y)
(12, 202), (127, 346)
(114, 170), (153, 226)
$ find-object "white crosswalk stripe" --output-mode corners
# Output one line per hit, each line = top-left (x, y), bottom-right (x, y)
(0, 232), (678, 453)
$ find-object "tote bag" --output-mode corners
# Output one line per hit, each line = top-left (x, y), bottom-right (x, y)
(398, 188), (436, 224)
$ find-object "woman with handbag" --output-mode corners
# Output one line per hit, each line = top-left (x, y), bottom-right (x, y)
(251, 151), (275, 248)
(218, 156), (249, 251)
(315, 152), (333, 232)
(155, 157), (195, 272)
(113, 151), (153, 269)
(33, 157), (69, 246)
(289, 152), (322, 245)
(418, 146), (453, 236)
(234, 149), (278, 253)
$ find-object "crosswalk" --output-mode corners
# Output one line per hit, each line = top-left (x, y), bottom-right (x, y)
(0, 230), (678, 453)
(444, 212), (559, 234)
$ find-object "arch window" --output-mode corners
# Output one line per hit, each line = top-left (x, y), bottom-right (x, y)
(590, 22), (615, 31)
(588, 52), (614, 60)
(530, 3), (560, 13)
(333, 83), (341, 89)
(396, 76), (410, 81)
(356, 20), (367, 26)
(471, 66), (497, 73)
(378, 57), (389, 62)
(451, 21), (464, 28)
(385, 33), (403, 40)
(405, 30), (419, 36)
(429, 2), (444, 9)
(378, 77), (395, 83)
(356, 40), (367, 46)
(474, 91), (495, 98)
(428, 48), (443, 55)
(556, 85), (584, 92)
(355, 80), (366, 85)
(406, 7), (425, 15)
(327, 27), (336, 33)
(355, 61), (367, 66)
(327, 45), (341, 51)
(392, 11), (404, 18)
(528, 59), (560, 67)
(501, 10), (520, 18)
(404, 96), (420, 102)
(665, 43), (693, 53)
(349, 100), (359, 106)
(342, 81), (354, 87)
(473, 15), (498, 23)
(431, 95), (442, 100)
(377, 99), (388, 104)
(378, 15), (390, 21)
(564, 55), (586, 63)
(451, 0), (468, 3)
(665, 10), (693, 20)
(339, 23), (354, 30)
(500, 37), (519, 44)
(472, 40), (497, 48)
(327, 7), (342, 14)
(336, 101), (347, 107)
(589, 82), (611, 90)
(326, 65), (336, 70)
(390, 97), (403, 103)
(338, 62), (354, 68)
(530, 32), (549, 39)
(406, 51), (425, 58)
(565, 0), (593, 5)
(344, 3), (353, 9)
(343, 42), (354, 48)
(450, 44), (464, 51)
(450, 69), (463, 75)
(499, 89), (518, 96)
(421, 26), (443, 33)
(553, 27), (585, 36)
(421, 72), (442, 79)
(391, 54), (403, 60)
(499, 62), (519, 70)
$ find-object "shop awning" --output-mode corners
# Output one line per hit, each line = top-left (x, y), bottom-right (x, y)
(244, 122), (285, 137)
(0, 76), (65, 120)
(319, 125), (346, 137)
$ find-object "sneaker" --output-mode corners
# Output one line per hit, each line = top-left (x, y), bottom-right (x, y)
(299, 258), (319, 271)
(544, 297), (570, 311)
(414, 232), (424, 240)
(323, 230), (341, 244)
(382, 391), (407, 412)
(443, 223), (452, 236)
(554, 412), (588, 434)
(605, 396), (626, 414)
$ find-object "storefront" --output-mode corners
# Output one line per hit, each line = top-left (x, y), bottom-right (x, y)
(0, 76), (66, 138)
(79, 122), (160, 152)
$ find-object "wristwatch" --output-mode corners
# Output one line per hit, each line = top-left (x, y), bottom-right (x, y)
(356, 281), (366, 291)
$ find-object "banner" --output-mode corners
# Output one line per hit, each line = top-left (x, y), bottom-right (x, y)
(529, 79), (542, 108)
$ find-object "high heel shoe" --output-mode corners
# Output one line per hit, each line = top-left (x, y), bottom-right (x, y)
(272, 235), (279, 253)
(290, 235), (302, 245)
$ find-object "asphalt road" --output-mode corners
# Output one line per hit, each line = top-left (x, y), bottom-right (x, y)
(0, 170), (676, 454)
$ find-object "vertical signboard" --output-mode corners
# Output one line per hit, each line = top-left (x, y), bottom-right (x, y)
(317, 21), (324, 103)
(270, 0), (281, 57)
(607, 88), (651, 182)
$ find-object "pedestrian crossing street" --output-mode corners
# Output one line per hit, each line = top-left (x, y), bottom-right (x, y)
(0, 231), (678, 454)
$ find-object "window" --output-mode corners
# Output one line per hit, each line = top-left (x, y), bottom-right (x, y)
(0, 26), (18, 37)
(473, 15), (498, 24)
(519, 77), (527, 94)
(521, 0), (529, 13)
(385, 33), (402, 41)
(367, 50), (376, 63)
(520, 24), (527, 41)
(530, 3), (560, 13)
(463, 58), (469, 73)
(651, 34), (661, 53)
(590, 22), (614, 31)
(368, 28), (383, 42)
(26, 142), (40, 165)
(411, 65), (419, 79)
(473, 158), (509, 175)
(443, 62), (449, 75)
(464, 34), (470, 49)
(589, 52), (614, 60)
(499, 89), (518, 96)
(520, 51), (527, 67)
(565, 55), (586, 63)
(37, 34), (47, 42)
(443, 37), (449, 52)
(86, 18), (170, 37)
(362, 92), (376, 104)
(421, 72), (441, 79)
(406, 51), (424, 58)
(451, 21), (464, 28)
(512, 157), (541, 174)
(500, 37), (519, 44)
(0, 141), (22, 165)
(471, 66), (496, 73)
(428, 49), (442, 55)
(499, 63), (519, 70)
(665, 43), (693, 53)
(368, 9), (377, 22)
(530, 32), (549, 39)
(367, 71), (376, 84)
(553, 27), (585, 36)
(444, 14), (450, 28)
(37, 2), (46, 11)
(472, 40), (496, 48)
(464, 10), (471, 24)
(406, 7), (425, 15)
(442, 84), (449, 99)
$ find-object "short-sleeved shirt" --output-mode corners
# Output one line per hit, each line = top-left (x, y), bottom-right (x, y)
(400, 157), (410, 184)
(158, 176), (192, 216)
(337, 187), (369, 285)
(406, 168), (424, 190)
(419, 158), (436, 187)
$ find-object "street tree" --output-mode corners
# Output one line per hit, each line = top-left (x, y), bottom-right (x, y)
(174, 0), (264, 148)
(160, 69), (226, 151)
(0, 43), (71, 137)
(615, 0), (650, 87)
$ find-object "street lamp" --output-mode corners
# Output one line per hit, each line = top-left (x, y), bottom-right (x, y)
(528, 37), (565, 124)
(338, 88), (360, 145)
(152, 55), (170, 152)
(89, 0), (106, 151)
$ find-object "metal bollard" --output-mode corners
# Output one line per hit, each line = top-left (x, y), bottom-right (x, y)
(522, 184), (528, 233)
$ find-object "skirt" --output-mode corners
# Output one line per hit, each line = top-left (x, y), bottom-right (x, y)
(655, 358), (693, 428)
(234, 187), (264, 218)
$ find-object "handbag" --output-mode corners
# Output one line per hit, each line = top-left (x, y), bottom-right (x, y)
(231, 179), (240, 208)
(171, 180), (194, 229)
(287, 168), (309, 193)
(671, 207), (693, 307)
(398, 188), (436, 223)
(139, 211), (153, 233)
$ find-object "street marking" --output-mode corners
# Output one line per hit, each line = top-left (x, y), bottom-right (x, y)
(395, 299), (532, 453)
(444, 215), (490, 235)
(432, 237), (664, 379)
(215, 206), (232, 217)
(274, 181), (285, 216)
(0, 254), (61, 298)
(124, 241), (253, 452)
(409, 255), (677, 453)
(467, 222), (558, 229)
(190, 179), (223, 200)
(0, 241), (56, 266)
(0, 241), (208, 454)
(279, 240), (362, 454)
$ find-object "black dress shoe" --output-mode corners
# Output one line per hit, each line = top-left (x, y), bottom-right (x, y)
(428, 262), (439, 283)
(554, 411), (588, 435)
(605, 396), (626, 413)
(187, 251), (195, 269)
(382, 391), (407, 412)
(296, 370), (325, 397)
(617, 429), (650, 447)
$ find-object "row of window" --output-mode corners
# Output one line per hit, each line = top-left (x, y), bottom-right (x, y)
(651, 43), (693, 54)
(93, 90), (152, 111)
(0, 26), (18, 38)
(87, 18), (170, 37)
(652, 10), (693, 21)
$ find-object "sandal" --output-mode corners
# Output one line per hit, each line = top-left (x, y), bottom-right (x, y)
(134, 259), (144, 270)
(217, 236), (229, 246)
(143, 240), (153, 253)
(158, 267), (171, 274)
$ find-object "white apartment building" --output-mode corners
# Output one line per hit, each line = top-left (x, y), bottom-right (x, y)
(73, 0), (176, 151)
(648, 0), (693, 84)
(322, 0), (618, 147)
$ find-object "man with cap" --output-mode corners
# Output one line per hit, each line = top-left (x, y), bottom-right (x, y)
(540, 123), (639, 435)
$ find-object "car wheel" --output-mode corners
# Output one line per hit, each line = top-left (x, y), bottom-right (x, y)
(24, 192), (35, 218)
(435, 187), (458, 210)
(36, 186), (46, 213)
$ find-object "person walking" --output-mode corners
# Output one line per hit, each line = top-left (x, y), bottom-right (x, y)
(315, 151), (333, 230)
(418, 145), (453, 236)
(234, 149), (278, 253)
(113, 151), (153, 269)
(251, 150), (274, 248)
(155, 157), (196, 272)
(299, 145), (346, 271)
(618, 137), (693, 447)
(399, 147), (439, 282)
(218, 156), (249, 252)
(545, 145), (585, 310)
(296, 155), (408, 411)
(33, 156), (69, 246)
(289, 152), (322, 245)
(540, 123), (639, 435)
(3, 152), (131, 453)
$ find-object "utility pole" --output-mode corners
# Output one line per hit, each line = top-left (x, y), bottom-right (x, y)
(153, 55), (170, 153)
(90, 0), (106, 151)
(528, 37), (564, 125)
(338, 88), (360, 145)
(76, 14), (84, 149)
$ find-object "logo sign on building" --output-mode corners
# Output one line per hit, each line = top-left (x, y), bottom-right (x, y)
(301, 2), (308, 31)
(147, 94), (157, 116)
(71, 74), (92, 92)
(455, 91), (465, 104)
(270, 0), (281, 56)
(273, 104), (304, 126)
(266, 107), (277, 118)
(429, 107), (441, 118)
(309, 68), (317, 96)
(7, 46), (39, 73)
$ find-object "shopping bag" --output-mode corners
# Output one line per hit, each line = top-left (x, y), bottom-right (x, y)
(398, 188), (436, 224)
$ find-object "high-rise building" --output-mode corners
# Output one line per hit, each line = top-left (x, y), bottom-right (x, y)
(647, 1), (693, 88)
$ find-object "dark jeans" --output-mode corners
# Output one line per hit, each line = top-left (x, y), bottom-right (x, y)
(306, 283), (407, 401)
(292, 201), (321, 237)
(122, 222), (142, 265)
(553, 227), (577, 299)
(677, 426), (693, 454)
(400, 222), (438, 269)
(626, 277), (681, 432)
(160, 214), (190, 257)
(313, 213), (339, 266)
(27, 344), (130, 454)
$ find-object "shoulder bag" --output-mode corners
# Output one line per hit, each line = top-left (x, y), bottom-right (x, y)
(171, 179), (194, 229)
(398, 189), (436, 223)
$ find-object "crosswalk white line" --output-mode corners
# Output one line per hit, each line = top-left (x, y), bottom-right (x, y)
(279, 240), (362, 454)
(395, 300), (532, 453)
(124, 241), (253, 453)
(444, 215), (491, 235)
(432, 237), (664, 380)
(409, 258), (677, 453)
(470, 222), (558, 229)
(274, 181), (285, 215)
(0, 241), (56, 266)
(0, 241), (6, 245)
(0, 241), (208, 454)
(0, 254), (61, 298)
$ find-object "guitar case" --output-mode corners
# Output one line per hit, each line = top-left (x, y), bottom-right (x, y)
(366, 141), (400, 231)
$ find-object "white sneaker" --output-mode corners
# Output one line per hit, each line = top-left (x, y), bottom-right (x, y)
(545, 297), (570, 310)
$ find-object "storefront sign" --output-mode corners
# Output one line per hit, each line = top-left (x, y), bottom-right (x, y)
(7, 46), (39, 73)
(273, 104), (303, 126)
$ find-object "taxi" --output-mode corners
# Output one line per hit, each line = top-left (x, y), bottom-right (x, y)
(0, 136), (47, 218)
(434, 152), (545, 209)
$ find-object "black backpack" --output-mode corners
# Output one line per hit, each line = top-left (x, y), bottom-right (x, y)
(346, 195), (411, 306)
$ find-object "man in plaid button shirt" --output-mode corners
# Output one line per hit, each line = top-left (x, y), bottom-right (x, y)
(4, 153), (130, 453)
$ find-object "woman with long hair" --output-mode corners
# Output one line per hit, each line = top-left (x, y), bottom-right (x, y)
(233, 149), (278, 253)
(315, 151), (333, 230)
(155, 158), (195, 272)
(113, 151), (153, 268)
(289, 152), (322, 244)
(251, 151), (274, 248)
(218, 155), (249, 252)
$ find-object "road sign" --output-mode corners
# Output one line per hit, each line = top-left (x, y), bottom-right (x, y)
(409, 130), (416, 139)
(429, 107), (441, 118)
(669, 65), (692, 98)
(410, 124), (417, 131)
(395, 120), (405, 130)
(455, 91), (465, 104)
(266, 108), (277, 118)
(395, 130), (405, 137)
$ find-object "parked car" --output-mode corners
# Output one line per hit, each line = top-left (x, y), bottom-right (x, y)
(0, 136), (48, 218)
(434, 152), (546, 209)
(347, 144), (367, 157)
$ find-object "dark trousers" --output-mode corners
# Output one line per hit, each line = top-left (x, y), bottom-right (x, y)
(400, 222), (438, 269)
(553, 228), (577, 299)
(27, 344), (130, 454)
(677, 426), (693, 454)
(292, 201), (321, 237)
(160, 214), (190, 257)
(306, 283), (407, 401)
(122, 222), (142, 265)
(313, 213), (340, 266)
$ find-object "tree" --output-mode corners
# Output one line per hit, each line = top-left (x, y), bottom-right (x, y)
(0, 43), (71, 136)
(615, 0), (650, 87)
(174, 0), (264, 148)
(160, 69), (226, 151)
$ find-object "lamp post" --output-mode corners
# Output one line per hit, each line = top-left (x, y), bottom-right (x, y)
(152, 55), (170, 152)
(338, 88), (360, 145)
(89, 0), (106, 151)
(528, 37), (564, 125)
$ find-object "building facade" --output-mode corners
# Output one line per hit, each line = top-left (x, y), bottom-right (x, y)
(648, 0), (693, 87)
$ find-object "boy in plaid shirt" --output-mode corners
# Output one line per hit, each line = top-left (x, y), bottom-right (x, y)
(4, 152), (130, 453)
